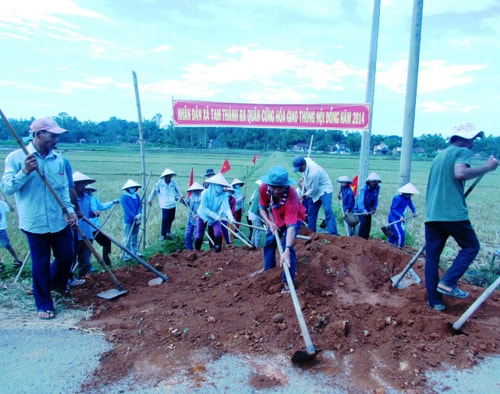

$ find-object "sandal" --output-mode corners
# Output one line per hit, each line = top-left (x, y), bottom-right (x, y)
(281, 283), (291, 294)
(13, 260), (23, 269)
(38, 310), (56, 320)
(437, 283), (469, 299)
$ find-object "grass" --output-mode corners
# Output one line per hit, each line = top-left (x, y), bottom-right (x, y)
(0, 144), (498, 288)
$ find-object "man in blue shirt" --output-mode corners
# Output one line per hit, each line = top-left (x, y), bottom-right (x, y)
(1, 117), (77, 320)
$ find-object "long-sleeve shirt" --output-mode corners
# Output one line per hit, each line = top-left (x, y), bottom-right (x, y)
(354, 183), (380, 214)
(388, 194), (416, 223)
(148, 178), (181, 209)
(0, 201), (10, 231)
(339, 185), (355, 213)
(302, 158), (333, 202)
(89, 195), (116, 228)
(1, 143), (75, 233)
(232, 185), (244, 211)
(185, 193), (202, 226)
(121, 191), (142, 224)
(197, 184), (234, 225)
(76, 193), (93, 240)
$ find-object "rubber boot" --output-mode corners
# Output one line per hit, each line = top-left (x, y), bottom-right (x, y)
(194, 237), (203, 251)
(214, 236), (222, 253)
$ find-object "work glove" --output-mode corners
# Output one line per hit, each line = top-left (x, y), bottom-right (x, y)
(134, 214), (142, 224)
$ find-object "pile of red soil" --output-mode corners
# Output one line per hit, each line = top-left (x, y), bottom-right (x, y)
(74, 233), (499, 392)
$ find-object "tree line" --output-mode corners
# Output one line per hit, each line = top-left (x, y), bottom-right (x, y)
(1, 112), (499, 158)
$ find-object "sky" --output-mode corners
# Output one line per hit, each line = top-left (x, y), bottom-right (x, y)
(1, 0), (499, 137)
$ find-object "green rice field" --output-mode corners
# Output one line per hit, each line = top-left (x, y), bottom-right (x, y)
(1, 144), (499, 284)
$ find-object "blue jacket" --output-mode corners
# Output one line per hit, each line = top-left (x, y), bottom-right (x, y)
(339, 185), (355, 212)
(388, 194), (416, 223)
(354, 183), (380, 213)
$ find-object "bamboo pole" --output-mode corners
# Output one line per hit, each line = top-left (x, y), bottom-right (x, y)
(132, 71), (148, 250)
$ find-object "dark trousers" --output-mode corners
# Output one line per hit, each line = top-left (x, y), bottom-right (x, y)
(93, 231), (112, 264)
(425, 221), (479, 305)
(358, 214), (372, 239)
(161, 207), (176, 236)
(24, 227), (74, 312)
(263, 223), (301, 285)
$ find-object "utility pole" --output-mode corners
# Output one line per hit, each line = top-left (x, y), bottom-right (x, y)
(359, 0), (381, 184)
(399, 0), (424, 186)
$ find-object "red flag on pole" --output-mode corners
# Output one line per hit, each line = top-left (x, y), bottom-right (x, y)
(252, 155), (256, 165)
(351, 175), (358, 197)
(221, 159), (231, 174)
(187, 167), (194, 197)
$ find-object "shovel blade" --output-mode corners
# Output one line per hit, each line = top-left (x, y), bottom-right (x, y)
(291, 349), (321, 363)
(97, 288), (127, 300)
(391, 273), (414, 289)
(148, 277), (165, 286)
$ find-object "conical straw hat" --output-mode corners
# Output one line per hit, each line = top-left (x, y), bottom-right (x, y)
(366, 172), (382, 182)
(72, 171), (96, 184)
(122, 179), (142, 190)
(186, 182), (204, 192)
(398, 182), (420, 194)
(160, 168), (177, 177)
(205, 173), (230, 187)
(337, 175), (352, 184)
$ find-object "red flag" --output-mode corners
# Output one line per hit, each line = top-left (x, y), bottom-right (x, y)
(252, 155), (256, 165)
(351, 175), (358, 197)
(187, 167), (194, 197)
(221, 159), (231, 174)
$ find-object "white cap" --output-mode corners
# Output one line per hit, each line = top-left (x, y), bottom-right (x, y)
(450, 122), (484, 140)
(121, 179), (141, 190)
(398, 182), (420, 195)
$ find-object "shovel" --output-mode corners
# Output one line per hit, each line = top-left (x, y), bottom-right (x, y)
(381, 216), (415, 238)
(391, 245), (425, 289)
(0, 110), (127, 300)
(450, 274), (500, 335)
(83, 217), (168, 286)
(220, 221), (256, 249)
(273, 229), (320, 363)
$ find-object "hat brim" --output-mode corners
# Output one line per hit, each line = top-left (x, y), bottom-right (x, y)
(260, 175), (296, 187)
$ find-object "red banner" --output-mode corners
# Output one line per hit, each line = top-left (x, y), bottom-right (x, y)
(173, 100), (370, 130)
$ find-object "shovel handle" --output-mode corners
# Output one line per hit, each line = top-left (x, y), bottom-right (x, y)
(452, 274), (500, 331)
(274, 229), (316, 355)
(221, 221), (254, 248)
(83, 217), (168, 282)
